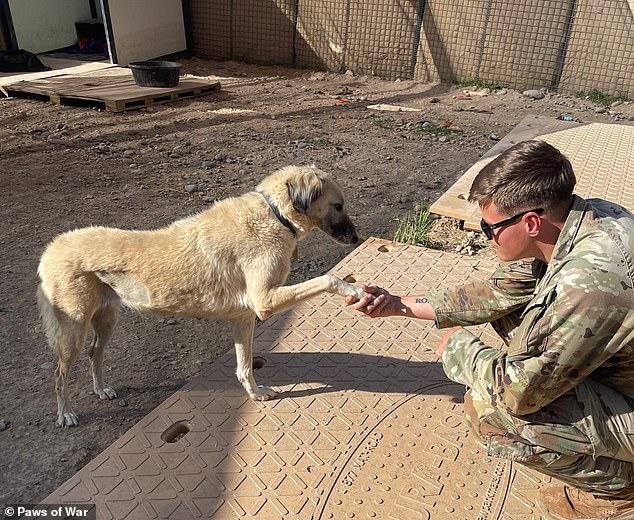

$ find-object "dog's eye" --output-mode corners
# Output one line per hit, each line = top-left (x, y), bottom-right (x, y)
(334, 203), (343, 211)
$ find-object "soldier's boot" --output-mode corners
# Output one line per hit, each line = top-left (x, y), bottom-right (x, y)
(537, 485), (634, 520)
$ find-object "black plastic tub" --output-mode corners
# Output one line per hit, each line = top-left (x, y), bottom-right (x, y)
(128, 60), (182, 87)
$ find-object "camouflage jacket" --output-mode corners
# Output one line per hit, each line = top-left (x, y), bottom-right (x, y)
(428, 195), (634, 416)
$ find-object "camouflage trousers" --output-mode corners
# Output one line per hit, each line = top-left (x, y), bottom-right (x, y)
(464, 315), (634, 498)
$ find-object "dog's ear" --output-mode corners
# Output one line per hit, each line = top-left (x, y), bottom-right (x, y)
(286, 171), (322, 213)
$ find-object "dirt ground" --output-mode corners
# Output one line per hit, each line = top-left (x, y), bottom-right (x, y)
(1, 57), (633, 507)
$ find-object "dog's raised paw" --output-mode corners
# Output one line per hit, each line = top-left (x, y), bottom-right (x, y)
(252, 385), (277, 401)
(341, 283), (366, 302)
(330, 275), (366, 301)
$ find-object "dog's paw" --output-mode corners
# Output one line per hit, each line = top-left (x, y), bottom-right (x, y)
(56, 411), (79, 427)
(329, 275), (366, 301)
(95, 385), (117, 400)
(251, 385), (277, 401)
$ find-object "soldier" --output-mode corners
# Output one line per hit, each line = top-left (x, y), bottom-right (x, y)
(347, 140), (634, 520)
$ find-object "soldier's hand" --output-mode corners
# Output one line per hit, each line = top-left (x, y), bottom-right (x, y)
(345, 284), (395, 318)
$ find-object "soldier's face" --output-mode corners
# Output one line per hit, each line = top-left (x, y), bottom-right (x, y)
(480, 203), (533, 261)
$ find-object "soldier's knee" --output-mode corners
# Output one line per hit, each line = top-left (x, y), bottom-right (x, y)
(463, 389), (508, 441)
(463, 390), (485, 442)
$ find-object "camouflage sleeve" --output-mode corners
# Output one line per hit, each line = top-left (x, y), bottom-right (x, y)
(427, 259), (543, 328)
(441, 235), (634, 416)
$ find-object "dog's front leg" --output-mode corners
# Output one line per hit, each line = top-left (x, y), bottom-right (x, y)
(232, 315), (276, 401)
(250, 274), (366, 320)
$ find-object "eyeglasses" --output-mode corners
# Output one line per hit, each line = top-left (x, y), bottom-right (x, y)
(480, 208), (544, 240)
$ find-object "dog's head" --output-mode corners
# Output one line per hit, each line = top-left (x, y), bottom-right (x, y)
(257, 165), (359, 245)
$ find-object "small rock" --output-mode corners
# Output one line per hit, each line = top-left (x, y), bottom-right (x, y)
(40, 361), (55, 370)
(184, 184), (199, 193)
(522, 89), (545, 100)
(489, 133), (501, 141)
(308, 72), (327, 81)
(122, 149), (135, 157)
(118, 399), (128, 407)
(201, 160), (216, 169)
(0, 420), (8, 431)
(594, 107), (607, 114)
(166, 318), (178, 325)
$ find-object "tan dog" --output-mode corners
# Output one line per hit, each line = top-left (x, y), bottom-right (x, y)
(37, 165), (366, 427)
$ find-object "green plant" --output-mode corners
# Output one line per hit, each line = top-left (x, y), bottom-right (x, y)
(393, 207), (434, 247)
(372, 115), (392, 129)
(574, 89), (627, 107)
(414, 121), (452, 136)
(310, 137), (331, 146)
(458, 79), (503, 91)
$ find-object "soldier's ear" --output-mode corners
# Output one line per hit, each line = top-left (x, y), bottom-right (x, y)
(526, 212), (542, 237)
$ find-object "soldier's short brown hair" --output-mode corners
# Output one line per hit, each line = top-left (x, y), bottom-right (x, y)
(468, 140), (576, 217)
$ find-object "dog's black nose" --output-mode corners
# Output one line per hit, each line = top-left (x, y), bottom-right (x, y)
(351, 234), (359, 244)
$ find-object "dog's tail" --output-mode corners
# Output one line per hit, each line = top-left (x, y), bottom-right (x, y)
(37, 284), (61, 353)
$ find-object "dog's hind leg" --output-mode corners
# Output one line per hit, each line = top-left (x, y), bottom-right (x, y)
(54, 316), (87, 427)
(88, 302), (120, 400)
(38, 285), (86, 427)
(232, 315), (277, 401)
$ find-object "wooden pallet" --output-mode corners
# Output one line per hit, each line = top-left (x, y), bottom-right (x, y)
(0, 60), (116, 88)
(2, 75), (221, 112)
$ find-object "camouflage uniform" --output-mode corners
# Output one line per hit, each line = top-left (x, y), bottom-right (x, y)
(427, 196), (634, 496)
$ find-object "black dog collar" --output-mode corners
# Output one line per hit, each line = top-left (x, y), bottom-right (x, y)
(257, 191), (296, 236)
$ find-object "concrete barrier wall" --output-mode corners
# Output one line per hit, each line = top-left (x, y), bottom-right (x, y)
(189, 0), (633, 98)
